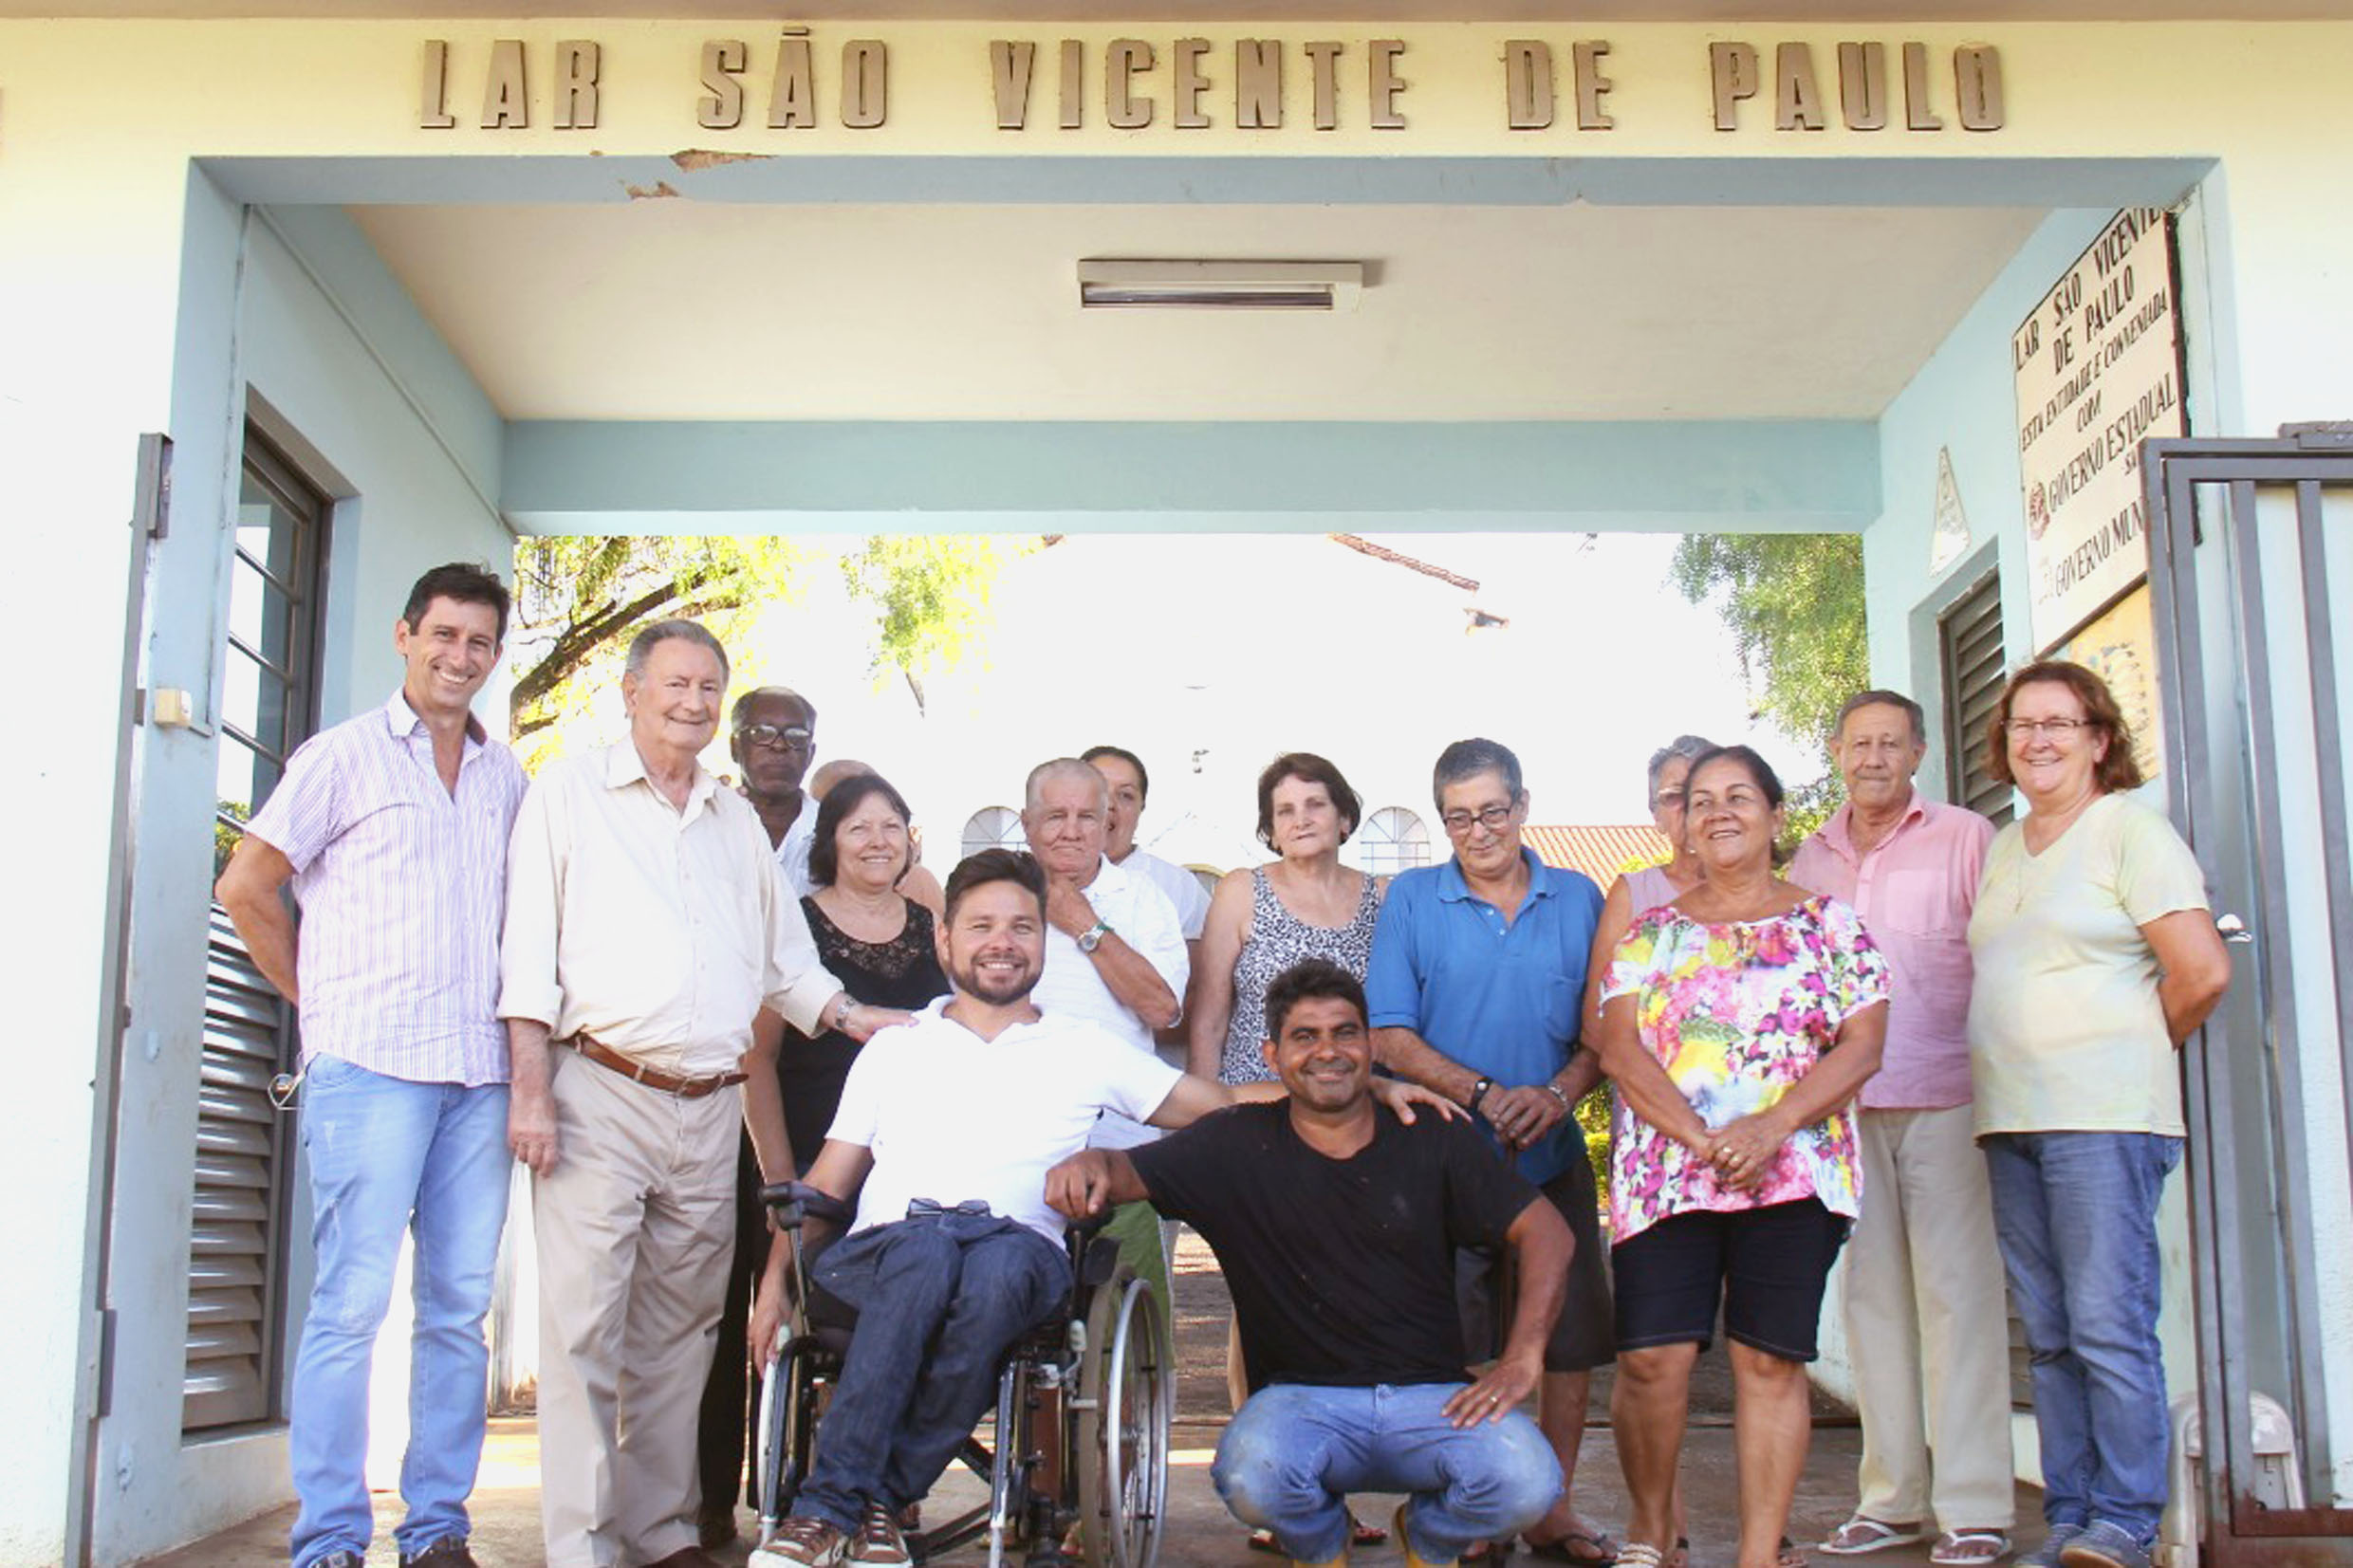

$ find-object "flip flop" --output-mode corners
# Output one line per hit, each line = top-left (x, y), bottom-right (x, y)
(1523, 1529), (1621, 1565)
(1248, 1517), (1392, 1555)
(1823, 1521), (1929, 1557)
(1930, 1532), (2012, 1567)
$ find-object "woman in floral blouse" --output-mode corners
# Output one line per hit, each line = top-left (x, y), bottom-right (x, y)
(1594, 745), (1891, 1568)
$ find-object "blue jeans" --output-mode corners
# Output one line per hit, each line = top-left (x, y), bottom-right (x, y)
(1982, 1132), (2183, 1547)
(796, 1211), (1070, 1531)
(288, 1057), (512, 1568)
(1214, 1382), (1562, 1564)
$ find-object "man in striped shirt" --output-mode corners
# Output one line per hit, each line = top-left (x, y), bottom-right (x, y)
(216, 562), (528, 1568)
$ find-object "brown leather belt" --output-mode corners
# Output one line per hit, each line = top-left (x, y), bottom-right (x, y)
(563, 1033), (747, 1098)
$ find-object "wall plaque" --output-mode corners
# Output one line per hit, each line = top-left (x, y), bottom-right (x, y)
(2012, 207), (2185, 653)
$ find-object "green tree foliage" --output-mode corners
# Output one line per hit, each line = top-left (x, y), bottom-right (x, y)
(1668, 533), (1869, 843)
(508, 533), (1038, 767)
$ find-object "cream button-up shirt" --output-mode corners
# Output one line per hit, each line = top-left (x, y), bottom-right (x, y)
(500, 741), (842, 1077)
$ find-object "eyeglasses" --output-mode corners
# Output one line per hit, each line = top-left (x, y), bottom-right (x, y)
(736, 723), (813, 750)
(1440, 802), (1518, 836)
(2006, 718), (2089, 739)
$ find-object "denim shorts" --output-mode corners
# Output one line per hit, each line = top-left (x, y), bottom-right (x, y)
(1611, 1197), (1849, 1362)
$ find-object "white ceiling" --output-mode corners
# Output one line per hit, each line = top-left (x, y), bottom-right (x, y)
(350, 200), (2047, 421)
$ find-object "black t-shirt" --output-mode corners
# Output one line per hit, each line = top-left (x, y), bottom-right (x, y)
(1128, 1101), (1539, 1389)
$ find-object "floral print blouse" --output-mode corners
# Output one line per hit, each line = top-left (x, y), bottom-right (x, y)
(1601, 895), (1890, 1245)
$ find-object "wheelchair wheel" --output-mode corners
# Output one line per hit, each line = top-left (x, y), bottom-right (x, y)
(1075, 1275), (1171, 1568)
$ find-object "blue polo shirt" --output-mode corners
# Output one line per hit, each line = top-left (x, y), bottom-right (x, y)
(1364, 848), (1605, 1186)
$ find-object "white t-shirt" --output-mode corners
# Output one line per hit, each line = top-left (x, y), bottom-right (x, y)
(1123, 848), (1213, 941)
(776, 793), (821, 896)
(1030, 855), (1191, 1150)
(826, 998), (1184, 1244)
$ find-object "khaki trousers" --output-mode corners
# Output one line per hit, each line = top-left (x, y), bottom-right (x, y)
(1843, 1105), (2017, 1531)
(534, 1050), (742, 1568)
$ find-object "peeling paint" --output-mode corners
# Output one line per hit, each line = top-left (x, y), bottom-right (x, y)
(671, 149), (772, 172)
(622, 180), (680, 200)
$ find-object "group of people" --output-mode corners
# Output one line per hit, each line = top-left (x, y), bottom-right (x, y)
(217, 561), (2233, 1568)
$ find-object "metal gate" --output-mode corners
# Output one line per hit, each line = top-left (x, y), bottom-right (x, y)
(2144, 427), (2353, 1567)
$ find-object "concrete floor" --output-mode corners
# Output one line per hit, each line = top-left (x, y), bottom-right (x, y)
(145, 1232), (2045, 1568)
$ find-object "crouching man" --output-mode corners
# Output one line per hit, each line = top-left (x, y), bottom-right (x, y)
(749, 855), (1452, 1568)
(1048, 958), (1569, 1568)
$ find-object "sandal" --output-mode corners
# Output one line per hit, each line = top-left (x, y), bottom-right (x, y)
(1617, 1547), (1667, 1568)
(1524, 1529), (1621, 1565)
(1248, 1516), (1392, 1556)
(1667, 1539), (1691, 1568)
(1781, 1539), (1810, 1568)
(1823, 1521), (1928, 1557)
(1930, 1532), (2012, 1567)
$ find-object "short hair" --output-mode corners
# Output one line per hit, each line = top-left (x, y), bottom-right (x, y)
(1024, 757), (1108, 813)
(1834, 690), (1926, 747)
(1263, 958), (1369, 1043)
(1081, 745), (1150, 802)
(944, 847), (1047, 924)
(1684, 744), (1787, 811)
(624, 618), (730, 685)
(401, 562), (510, 643)
(1254, 752), (1362, 849)
(1644, 735), (1714, 809)
(1432, 737), (1523, 809)
(730, 685), (814, 730)
(1984, 660), (2146, 793)
(806, 772), (913, 890)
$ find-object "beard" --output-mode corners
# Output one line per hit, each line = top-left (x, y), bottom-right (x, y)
(954, 952), (1039, 1007)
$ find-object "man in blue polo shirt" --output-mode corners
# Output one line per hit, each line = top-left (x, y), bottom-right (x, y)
(1367, 737), (1616, 1566)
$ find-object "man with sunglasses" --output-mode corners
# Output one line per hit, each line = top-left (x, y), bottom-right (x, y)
(732, 687), (823, 895)
(1365, 737), (1617, 1566)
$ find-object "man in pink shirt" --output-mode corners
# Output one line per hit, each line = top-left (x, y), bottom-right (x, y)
(1791, 692), (2014, 1568)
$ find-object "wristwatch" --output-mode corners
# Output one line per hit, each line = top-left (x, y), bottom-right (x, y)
(1076, 920), (1112, 954)
(1468, 1076), (1494, 1113)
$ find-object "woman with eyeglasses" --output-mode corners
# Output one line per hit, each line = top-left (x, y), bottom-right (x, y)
(1595, 745), (1890, 1568)
(1964, 661), (2230, 1568)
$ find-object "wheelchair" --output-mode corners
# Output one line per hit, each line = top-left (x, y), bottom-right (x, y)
(750, 1182), (1172, 1568)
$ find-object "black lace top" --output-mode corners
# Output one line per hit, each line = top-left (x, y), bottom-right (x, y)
(777, 895), (949, 1164)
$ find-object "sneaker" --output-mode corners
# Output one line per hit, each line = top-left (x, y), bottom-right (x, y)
(762, 1515), (851, 1568)
(849, 1501), (914, 1566)
(2059, 1522), (2151, 1568)
(2018, 1525), (2084, 1568)
(398, 1540), (481, 1568)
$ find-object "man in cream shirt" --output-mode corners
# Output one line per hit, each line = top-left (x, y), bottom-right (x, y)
(502, 620), (903, 1568)
(1019, 756), (1189, 1319)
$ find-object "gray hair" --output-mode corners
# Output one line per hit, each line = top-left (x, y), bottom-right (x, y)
(730, 684), (814, 729)
(624, 618), (731, 685)
(1024, 757), (1110, 814)
(1834, 689), (1927, 747)
(1432, 737), (1523, 809)
(1645, 735), (1715, 808)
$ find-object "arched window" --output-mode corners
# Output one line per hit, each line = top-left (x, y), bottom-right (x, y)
(961, 805), (1027, 860)
(1355, 806), (1432, 876)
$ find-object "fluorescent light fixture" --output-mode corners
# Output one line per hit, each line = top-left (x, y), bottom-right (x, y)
(1077, 259), (1364, 311)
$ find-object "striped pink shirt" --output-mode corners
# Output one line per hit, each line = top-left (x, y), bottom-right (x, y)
(1788, 793), (1994, 1110)
(245, 691), (528, 1086)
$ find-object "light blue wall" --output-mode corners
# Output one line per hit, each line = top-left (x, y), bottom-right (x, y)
(1860, 207), (2114, 792)
(89, 190), (514, 1567)
(241, 205), (512, 720)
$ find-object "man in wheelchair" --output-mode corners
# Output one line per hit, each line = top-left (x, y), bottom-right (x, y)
(1047, 958), (1572, 1568)
(749, 851), (1455, 1568)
